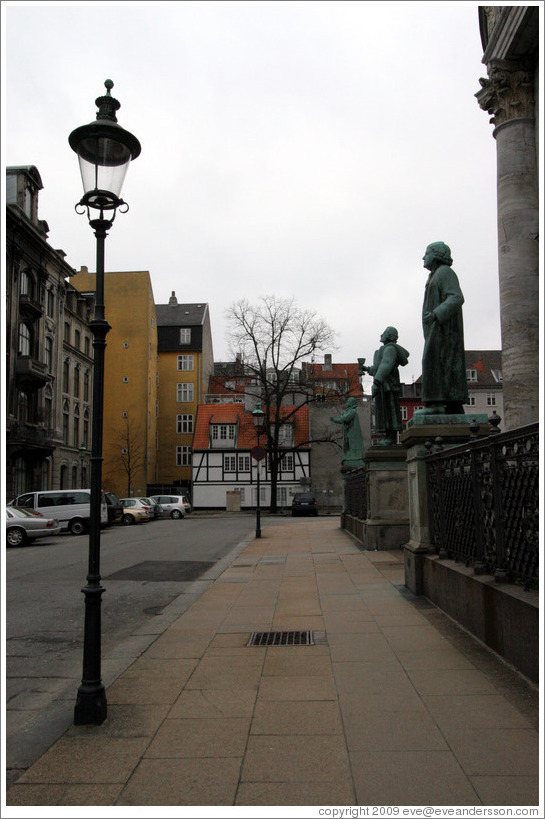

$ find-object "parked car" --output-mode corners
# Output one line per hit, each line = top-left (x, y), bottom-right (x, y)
(8, 489), (108, 534)
(119, 498), (151, 525)
(6, 506), (61, 547)
(291, 492), (318, 517)
(104, 492), (123, 524)
(149, 495), (186, 519)
(138, 497), (161, 520)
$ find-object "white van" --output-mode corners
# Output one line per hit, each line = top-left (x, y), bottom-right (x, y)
(9, 489), (108, 535)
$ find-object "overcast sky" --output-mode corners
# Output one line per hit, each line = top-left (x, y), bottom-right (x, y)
(3, 0), (503, 386)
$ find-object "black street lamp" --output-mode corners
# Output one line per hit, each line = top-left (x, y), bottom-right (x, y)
(252, 407), (265, 539)
(69, 80), (140, 725)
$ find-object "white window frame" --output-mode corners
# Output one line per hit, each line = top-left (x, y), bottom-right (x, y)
(487, 392), (496, 406)
(177, 414), (194, 433)
(179, 328), (191, 344)
(467, 394), (476, 406)
(177, 354), (194, 371)
(177, 382), (194, 402)
(176, 445), (192, 466)
(238, 455), (250, 472)
(225, 455), (237, 472)
(466, 369), (478, 382)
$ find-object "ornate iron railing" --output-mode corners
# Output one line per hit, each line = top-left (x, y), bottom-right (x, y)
(426, 422), (539, 588)
(343, 466), (367, 521)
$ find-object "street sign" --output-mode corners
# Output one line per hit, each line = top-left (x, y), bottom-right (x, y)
(251, 445), (266, 461)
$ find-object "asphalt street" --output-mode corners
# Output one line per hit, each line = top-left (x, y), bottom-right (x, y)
(5, 512), (288, 785)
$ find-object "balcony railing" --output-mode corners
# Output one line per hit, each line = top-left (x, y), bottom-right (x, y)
(426, 422), (539, 588)
(343, 466), (367, 521)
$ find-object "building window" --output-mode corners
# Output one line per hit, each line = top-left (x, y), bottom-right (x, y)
(63, 360), (70, 393)
(84, 336), (91, 356)
(62, 402), (70, 444)
(46, 290), (54, 317)
(177, 383), (194, 402)
(487, 392), (496, 406)
(211, 424), (235, 440)
(491, 369), (503, 383)
(177, 414), (194, 433)
(176, 446), (192, 466)
(74, 366), (80, 398)
(73, 415), (79, 448)
(83, 412), (89, 448)
(280, 453), (294, 471)
(466, 369), (478, 382)
(467, 394), (476, 406)
(238, 455), (250, 472)
(83, 371), (90, 402)
(74, 329), (81, 349)
(177, 354), (194, 371)
(44, 337), (53, 370)
(17, 390), (29, 423)
(401, 406), (408, 421)
(18, 323), (31, 356)
(179, 328), (191, 344)
(20, 268), (30, 295)
(225, 455), (237, 472)
(64, 322), (71, 344)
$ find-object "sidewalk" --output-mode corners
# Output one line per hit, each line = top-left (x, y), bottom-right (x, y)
(5, 518), (540, 809)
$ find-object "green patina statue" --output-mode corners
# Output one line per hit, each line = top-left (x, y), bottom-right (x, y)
(417, 242), (468, 416)
(330, 396), (364, 466)
(359, 327), (409, 446)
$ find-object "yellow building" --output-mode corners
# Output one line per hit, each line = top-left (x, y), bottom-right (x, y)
(71, 268), (158, 498)
(154, 293), (214, 497)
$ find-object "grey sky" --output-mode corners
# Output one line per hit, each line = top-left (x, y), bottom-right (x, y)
(3, 0), (502, 384)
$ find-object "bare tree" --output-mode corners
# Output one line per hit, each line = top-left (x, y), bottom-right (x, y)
(104, 416), (147, 498)
(226, 295), (338, 512)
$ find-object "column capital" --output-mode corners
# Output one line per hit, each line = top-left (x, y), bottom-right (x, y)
(476, 61), (535, 128)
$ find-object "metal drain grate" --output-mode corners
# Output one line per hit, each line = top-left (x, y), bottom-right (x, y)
(247, 630), (314, 647)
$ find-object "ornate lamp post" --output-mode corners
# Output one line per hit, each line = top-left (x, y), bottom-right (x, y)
(79, 443), (88, 489)
(69, 80), (141, 725)
(252, 407), (265, 539)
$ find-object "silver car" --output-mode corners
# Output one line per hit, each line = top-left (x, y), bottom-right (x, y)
(6, 506), (61, 547)
(149, 495), (187, 519)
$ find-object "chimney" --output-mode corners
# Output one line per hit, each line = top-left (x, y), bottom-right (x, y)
(324, 354), (332, 369)
(169, 291), (178, 305)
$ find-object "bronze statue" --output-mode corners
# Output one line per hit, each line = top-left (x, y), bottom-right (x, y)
(330, 396), (364, 466)
(418, 242), (468, 415)
(359, 327), (409, 445)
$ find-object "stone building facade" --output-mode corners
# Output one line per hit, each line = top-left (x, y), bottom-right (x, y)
(475, 6), (539, 430)
(6, 166), (95, 499)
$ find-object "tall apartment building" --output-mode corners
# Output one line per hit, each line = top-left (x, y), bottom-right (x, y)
(6, 165), (95, 498)
(153, 293), (214, 496)
(71, 268), (158, 498)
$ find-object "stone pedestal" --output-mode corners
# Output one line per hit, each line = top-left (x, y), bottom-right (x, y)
(361, 445), (408, 551)
(401, 415), (490, 593)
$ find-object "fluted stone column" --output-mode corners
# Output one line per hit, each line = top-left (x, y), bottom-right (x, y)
(476, 63), (539, 430)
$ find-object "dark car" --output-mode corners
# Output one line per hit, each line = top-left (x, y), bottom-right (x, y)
(291, 492), (318, 517)
(104, 492), (123, 524)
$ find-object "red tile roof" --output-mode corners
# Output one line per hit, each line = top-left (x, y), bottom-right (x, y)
(302, 362), (362, 397)
(193, 404), (310, 450)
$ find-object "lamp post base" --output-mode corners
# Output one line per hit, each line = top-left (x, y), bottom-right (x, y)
(74, 683), (107, 725)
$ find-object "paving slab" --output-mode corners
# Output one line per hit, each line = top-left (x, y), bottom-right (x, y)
(5, 517), (540, 810)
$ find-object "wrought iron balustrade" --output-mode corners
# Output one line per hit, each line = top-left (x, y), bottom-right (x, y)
(426, 422), (539, 588)
(343, 466), (367, 521)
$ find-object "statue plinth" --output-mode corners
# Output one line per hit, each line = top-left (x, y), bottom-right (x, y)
(401, 417), (491, 594)
(406, 412), (489, 429)
(358, 444), (409, 551)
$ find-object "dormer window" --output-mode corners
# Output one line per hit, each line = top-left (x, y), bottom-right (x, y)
(466, 369), (478, 382)
(179, 328), (191, 344)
